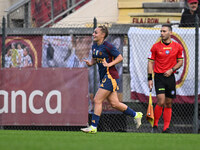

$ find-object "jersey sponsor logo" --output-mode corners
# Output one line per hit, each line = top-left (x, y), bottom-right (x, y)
(96, 58), (104, 63)
(163, 47), (172, 50)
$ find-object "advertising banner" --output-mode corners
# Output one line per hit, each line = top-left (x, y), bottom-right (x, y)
(42, 35), (92, 68)
(3, 36), (42, 68)
(0, 36), (1, 68)
(128, 27), (200, 103)
(0, 68), (88, 125)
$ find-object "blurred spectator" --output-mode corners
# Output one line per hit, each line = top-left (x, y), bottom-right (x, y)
(179, 0), (200, 27)
(64, 36), (92, 68)
(17, 43), (24, 67)
(46, 43), (54, 60)
(184, 0), (200, 8)
(46, 42), (56, 67)
(23, 47), (33, 68)
(74, 36), (91, 67)
(11, 43), (19, 67)
(4, 49), (13, 68)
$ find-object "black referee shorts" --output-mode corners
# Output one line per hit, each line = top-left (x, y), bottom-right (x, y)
(154, 73), (176, 99)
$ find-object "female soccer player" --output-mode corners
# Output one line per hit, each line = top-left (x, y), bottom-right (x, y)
(81, 25), (143, 133)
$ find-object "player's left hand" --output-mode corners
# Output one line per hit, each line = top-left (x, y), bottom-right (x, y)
(102, 58), (110, 67)
(164, 69), (173, 77)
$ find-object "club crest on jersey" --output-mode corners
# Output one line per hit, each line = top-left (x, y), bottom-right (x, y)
(93, 49), (96, 55)
(165, 50), (170, 55)
(99, 51), (102, 56)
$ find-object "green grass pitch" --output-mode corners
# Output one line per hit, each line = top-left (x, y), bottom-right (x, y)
(0, 130), (200, 150)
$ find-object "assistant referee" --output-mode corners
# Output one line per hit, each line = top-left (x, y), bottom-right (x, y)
(147, 24), (183, 133)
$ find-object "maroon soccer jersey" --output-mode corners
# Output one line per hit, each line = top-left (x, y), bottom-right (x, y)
(148, 41), (183, 73)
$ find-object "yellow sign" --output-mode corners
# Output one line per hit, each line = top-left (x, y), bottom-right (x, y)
(132, 17), (160, 24)
(130, 13), (181, 24)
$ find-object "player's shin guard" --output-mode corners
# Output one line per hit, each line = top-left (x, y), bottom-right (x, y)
(154, 105), (163, 127)
(163, 107), (172, 131)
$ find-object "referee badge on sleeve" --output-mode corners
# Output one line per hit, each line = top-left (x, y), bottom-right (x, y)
(148, 51), (152, 58)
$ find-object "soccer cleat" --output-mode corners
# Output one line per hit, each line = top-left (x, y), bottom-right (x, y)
(162, 128), (171, 133)
(151, 126), (159, 133)
(134, 112), (143, 129)
(81, 125), (97, 134)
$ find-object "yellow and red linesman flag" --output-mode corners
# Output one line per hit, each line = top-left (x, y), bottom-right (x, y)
(146, 90), (154, 127)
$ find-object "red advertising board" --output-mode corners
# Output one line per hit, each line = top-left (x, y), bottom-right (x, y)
(0, 36), (1, 68)
(0, 68), (88, 126)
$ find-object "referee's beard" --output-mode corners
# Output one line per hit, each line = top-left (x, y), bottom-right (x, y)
(161, 36), (171, 43)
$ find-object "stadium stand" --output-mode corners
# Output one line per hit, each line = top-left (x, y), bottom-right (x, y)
(53, 0), (118, 27)
(4, 0), (91, 28)
(118, 0), (184, 24)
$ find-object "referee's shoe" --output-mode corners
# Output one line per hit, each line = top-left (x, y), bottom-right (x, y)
(151, 126), (159, 133)
(162, 128), (171, 133)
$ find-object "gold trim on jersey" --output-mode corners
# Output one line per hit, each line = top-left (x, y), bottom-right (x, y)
(106, 67), (118, 92)
(163, 47), (172, 50)
(102, 78), (106, 83)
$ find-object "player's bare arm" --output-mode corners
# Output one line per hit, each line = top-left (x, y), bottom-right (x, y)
(102, 54), (123, 68)
(164, 59), (183, 77)
(83, 58), (96, 67)
(147, 60), (154, 89)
